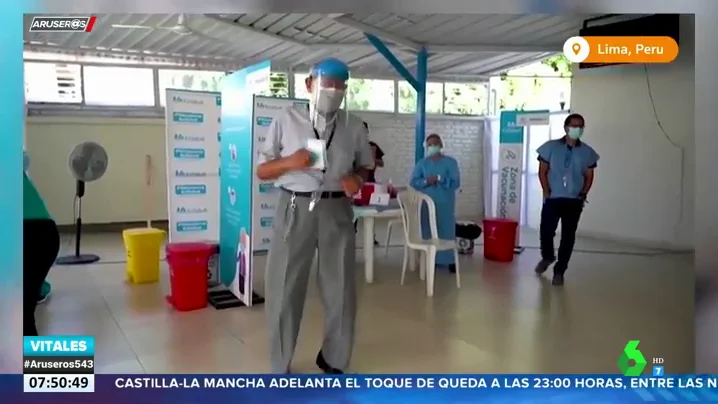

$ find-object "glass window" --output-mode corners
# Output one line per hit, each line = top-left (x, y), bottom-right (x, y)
(257, 72), (289, 98)
(397, 81), (443, 114)
(492, 76), (572, 112)
(83, 66), (155, 106)
(443, 82), (488, 115)
(346, 79), (394, 112)
(293, 73), (310, 101)
(24, 62), (82, 103)
(158, 69), (226, 106)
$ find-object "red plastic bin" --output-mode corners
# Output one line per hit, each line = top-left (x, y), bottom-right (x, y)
(165, 242), (216, 311)
(482, 218), (519, 263)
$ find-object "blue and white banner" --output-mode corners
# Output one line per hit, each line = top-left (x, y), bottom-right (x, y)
(219, 61), (271, 306)
(165, 89), (222, 243)
(497, 110), (549, 246)
(251, 96), (309, 252)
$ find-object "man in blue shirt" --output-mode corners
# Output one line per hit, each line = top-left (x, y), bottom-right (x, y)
(534, 113), (599, 286)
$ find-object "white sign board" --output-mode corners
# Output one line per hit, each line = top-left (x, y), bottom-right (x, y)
(251, 96), (309, 252)
(497, 110), (549, 247)
(165, 89), (221, 243)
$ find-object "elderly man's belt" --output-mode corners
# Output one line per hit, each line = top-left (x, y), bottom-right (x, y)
(280, 187), (345, 199)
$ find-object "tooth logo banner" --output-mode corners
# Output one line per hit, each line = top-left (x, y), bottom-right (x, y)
(219, 61), (271, 307)
(165, 89), (221, 243)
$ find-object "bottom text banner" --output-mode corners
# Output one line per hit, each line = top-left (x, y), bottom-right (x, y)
(9, 375), (718, 401)
(23, 374), (94, 393)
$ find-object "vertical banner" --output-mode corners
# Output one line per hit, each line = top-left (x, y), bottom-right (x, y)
(251, 96), (309, 252)
(219, 61), (270, 306)
(497, 110), (549, 248)
(165, 89), (221, 243)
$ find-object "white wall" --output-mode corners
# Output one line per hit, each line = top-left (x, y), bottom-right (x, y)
(570, 16), (695, 249)
(25, 112), (484, 226)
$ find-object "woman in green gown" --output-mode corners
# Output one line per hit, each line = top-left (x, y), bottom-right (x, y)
(24, 151), (59, 335)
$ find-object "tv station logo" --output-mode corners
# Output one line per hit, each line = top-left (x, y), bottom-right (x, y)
(29, 16), (97, 32)
(617, 340), (664, 377)
(23, 336), (95, 393)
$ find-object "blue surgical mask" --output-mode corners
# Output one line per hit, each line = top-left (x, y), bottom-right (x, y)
(427, 145), (441, 156)
(567, 127), (584, 139)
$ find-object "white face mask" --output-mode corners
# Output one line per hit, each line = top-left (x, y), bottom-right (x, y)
(313, 88), (345, 114)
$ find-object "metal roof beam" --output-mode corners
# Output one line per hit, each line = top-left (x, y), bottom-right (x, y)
(428, 43), (562, 53)
(333, 16), (422, 52)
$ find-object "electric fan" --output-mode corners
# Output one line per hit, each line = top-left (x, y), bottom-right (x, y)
(55, 141), (109, 265)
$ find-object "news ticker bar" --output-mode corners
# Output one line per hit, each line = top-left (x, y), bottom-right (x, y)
(23, 356), (94, 375)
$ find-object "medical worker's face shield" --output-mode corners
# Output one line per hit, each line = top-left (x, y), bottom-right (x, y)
(305, 58), (350, 127)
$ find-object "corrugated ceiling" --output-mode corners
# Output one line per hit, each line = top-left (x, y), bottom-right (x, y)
(24, 13), (605, 78)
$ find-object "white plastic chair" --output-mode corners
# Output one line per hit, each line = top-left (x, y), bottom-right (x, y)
(397, 188), (460, 297)
(383, 218), (403, 257)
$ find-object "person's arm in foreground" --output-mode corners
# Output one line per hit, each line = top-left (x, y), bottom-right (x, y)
(409, 160), (430, 189)
(256, 115), (309, 180)
(374, 145), (385, 168)
(580, 149), (600, 200)
(439, 158), (461, 191)
(536, 142), (552, 199)
(352, 129), (375, 183)
(341, 126), (374, 194)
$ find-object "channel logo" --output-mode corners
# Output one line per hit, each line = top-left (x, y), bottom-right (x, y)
(174, 133), (205, 142)
(176, 220), (208, 232)
(172, 95), (203, 105)
(174, 148), (206, 159)
(176, 206), (208, 214)
(256, 117), (273, 127)
(175, 170), (207, 177)
(260, 217), (274, 227)
(258, 183), (274, 193)
(175, 185), (207, 195)
(172, 112), (204, 123)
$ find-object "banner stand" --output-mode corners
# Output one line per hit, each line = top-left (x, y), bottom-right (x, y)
(497, 110), (550, 255)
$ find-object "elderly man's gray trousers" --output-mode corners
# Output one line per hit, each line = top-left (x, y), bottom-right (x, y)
(265, 189), (357, 373)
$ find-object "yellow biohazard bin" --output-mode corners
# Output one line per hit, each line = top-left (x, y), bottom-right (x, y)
(122, 228), (166, 284)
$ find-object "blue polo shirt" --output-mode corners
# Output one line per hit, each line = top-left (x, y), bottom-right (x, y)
(537, 137), (599, 199)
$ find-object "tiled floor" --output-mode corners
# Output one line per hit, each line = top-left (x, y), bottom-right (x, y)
(36, 226), (693, 374)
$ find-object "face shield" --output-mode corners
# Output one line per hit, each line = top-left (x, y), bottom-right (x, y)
(308, 58), (350, 128)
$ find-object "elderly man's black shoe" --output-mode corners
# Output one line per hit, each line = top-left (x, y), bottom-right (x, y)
(316, 351), (343, 374)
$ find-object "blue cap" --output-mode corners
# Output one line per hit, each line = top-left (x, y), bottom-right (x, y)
(310, 58), (350, 81)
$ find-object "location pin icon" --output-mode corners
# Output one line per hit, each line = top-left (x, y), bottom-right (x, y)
(572, 43), (581, 55)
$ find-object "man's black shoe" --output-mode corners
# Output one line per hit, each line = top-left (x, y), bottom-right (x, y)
(316, 351), (343, 374)
(534, 259), (553, 275)
(552, 273), (564, 286)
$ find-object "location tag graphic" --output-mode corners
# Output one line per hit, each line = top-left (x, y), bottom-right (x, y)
(563, 36), (590, 63)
